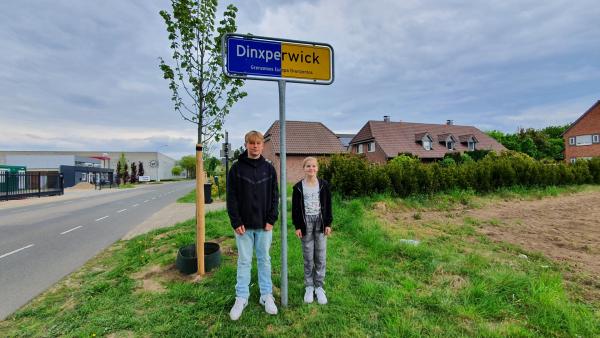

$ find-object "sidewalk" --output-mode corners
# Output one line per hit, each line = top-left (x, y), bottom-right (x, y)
(122, 201), (226, 240)
(0, 187), (126, 210)
(0, 182), (177, 210)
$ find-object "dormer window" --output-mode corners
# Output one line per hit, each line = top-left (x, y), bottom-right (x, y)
(438, 134), (456, 150)
(468, 139), (476, 151)
(415, 132), (433, 150)
(459, 134), (478, 151)
(423, 136), (433, 150)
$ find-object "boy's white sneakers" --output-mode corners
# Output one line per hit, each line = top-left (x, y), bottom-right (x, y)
(229, 297), (248, 321)
(259, 294), (278, 315)
(304, 286), (314, 303)
(315, 287), (328, 305)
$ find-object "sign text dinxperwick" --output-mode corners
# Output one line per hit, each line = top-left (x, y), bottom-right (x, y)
(236, 44), (320, 64)
(225, 35), (333, 82)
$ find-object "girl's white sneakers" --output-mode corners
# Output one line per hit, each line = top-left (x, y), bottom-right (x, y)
(304, 286), (315, 303)
(315, 287), (328, 305)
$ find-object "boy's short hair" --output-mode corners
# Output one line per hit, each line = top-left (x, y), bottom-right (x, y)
(302, 156), (318, 168)
(245, 130), (264, 144)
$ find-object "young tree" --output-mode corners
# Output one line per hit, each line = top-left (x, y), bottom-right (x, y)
(159, 0), (246, 275)
(159, 0), (246, 145)
(172, 165), (183, 176)
(116, 161), (122, 185)
(204, 156), (220, 176)
(118, 153), (128, 184)
(232, 146), (245, 160)
(130, 162), (138, 183)
(179, 155), (196, 178)
(138, 161), (145, 177)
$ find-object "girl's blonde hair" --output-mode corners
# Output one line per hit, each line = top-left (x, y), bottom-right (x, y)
(302, 156), (318, 168)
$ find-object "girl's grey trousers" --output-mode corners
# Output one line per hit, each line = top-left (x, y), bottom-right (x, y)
(301, 214), (327, 287)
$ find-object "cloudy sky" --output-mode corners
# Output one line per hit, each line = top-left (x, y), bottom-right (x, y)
(1, 1), (599, 160)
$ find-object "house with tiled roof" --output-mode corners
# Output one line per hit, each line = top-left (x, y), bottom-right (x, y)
(349, 116), (505, 163)
(263, 120), (345, 182)
(563, 100), (600, 163)
(335, 133), (356, 151)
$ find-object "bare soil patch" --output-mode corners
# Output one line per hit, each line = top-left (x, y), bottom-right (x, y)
(374, 190), (600, 299)
(465, 190), (600, 280)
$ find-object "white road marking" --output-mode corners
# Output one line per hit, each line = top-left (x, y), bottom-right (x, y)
(117, 209), (127, 213)
(132, 204), (139, 207)
(152, 197), (156, 200)
(144, 200), (150, 203)
(60, 226), (83, 235)
(0, 244), (34, 259)
(95, 216), (109, 222)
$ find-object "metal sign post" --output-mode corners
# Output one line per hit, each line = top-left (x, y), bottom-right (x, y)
(278, 80), (288, 306)
(222, 33), (334, 307)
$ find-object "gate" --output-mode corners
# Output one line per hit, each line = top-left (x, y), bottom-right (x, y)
(0, 171), (64, 200)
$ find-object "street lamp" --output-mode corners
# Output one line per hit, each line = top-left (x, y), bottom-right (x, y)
(156, 144), (168, 182)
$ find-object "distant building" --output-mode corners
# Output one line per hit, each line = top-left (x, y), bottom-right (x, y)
(0, 151), (177, 187)
(349, 117), (505, 163)
(336, 133), (356, 151)
(563, 100), (600, 163)
(263, 121), (345, 182)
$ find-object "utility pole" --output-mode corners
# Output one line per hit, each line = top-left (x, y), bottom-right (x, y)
(225, 131), (230, 178)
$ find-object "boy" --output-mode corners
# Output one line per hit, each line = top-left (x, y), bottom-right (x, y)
(227, 131), (279, 320)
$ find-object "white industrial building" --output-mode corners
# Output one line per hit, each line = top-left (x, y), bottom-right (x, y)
(0, 151), (177, 183)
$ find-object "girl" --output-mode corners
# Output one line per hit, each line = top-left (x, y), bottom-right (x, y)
(292, 157), (333, 304)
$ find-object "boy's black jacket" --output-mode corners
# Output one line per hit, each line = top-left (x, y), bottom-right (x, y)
(292, 178), (333, 235)
(227, 150), (279, 230)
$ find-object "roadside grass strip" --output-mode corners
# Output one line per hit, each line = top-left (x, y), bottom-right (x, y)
(1, 193), (598, 337)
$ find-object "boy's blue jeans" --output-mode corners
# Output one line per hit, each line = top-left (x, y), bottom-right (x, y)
(235, 228), (273, 299)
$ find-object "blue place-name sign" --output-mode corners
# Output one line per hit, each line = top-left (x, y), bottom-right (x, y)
(227, 37), (281, 77)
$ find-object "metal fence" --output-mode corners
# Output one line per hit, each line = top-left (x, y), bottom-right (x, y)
(0, 172), (64, 200)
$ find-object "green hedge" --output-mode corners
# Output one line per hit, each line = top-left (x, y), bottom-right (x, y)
(319, 152), (600, 197)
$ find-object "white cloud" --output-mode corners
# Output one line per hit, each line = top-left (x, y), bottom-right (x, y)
(1, 0), (599, 156)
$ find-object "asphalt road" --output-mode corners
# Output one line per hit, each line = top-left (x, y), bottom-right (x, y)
(0, 180), (196, 320)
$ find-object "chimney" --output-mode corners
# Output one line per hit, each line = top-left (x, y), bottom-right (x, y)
(446, 119), (453, 125)
(383, 115), (391, 123)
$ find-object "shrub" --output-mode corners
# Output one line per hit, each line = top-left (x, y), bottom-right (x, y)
(440, 157), (456, 167)
(465, 149), (491, 161)
(588, 157), (600, 184)
(322, 152), (598, 199)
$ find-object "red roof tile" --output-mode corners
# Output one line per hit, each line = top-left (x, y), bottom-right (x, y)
(351, 121), (506, 159)
(265, 121), (345, 155)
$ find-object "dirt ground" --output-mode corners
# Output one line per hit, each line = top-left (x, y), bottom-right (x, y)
(376, 189), (600, 298)
(465, 190), (600, 279)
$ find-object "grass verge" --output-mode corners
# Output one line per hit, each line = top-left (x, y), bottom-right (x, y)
(1, 191), (598, 336)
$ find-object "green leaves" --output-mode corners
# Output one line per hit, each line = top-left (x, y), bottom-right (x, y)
(159, 0), (246, 144)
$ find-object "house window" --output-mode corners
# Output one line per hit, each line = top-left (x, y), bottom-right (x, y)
(570, 158), (577, 164)
(576, 135), (593, 146)
(446, 140), (455, 150)
(593, 135), (599, 143)
(423, 138), (432, 150)
(357, 144), (363, 154)
(569, 137), (575, 145)
(368, 142), (375, 152)
(468, 140), (476, 151)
